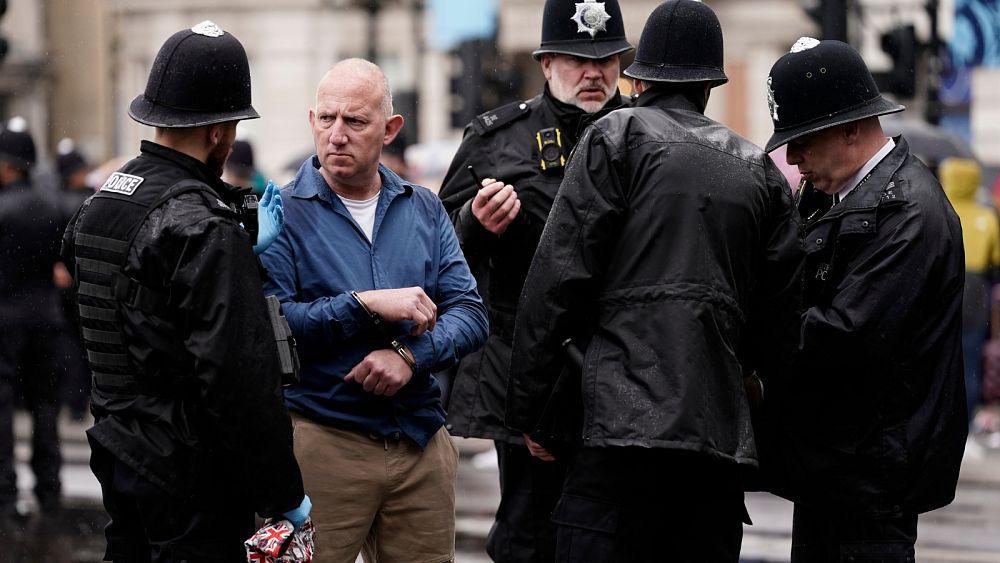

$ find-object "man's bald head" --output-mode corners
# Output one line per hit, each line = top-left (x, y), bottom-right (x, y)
(316, 58), (393, 117)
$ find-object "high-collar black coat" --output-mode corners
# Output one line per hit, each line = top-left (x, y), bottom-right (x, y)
(505, 89), (803, 468)
(775, 136), (967, 517)
(440, 88), (627, 442)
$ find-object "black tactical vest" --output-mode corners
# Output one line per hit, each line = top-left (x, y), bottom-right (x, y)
(74, 171), (216, 396)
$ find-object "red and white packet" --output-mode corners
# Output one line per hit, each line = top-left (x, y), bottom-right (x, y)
(245, 517), (316, 562)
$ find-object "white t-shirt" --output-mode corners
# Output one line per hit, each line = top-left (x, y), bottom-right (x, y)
(337, 191), (380, 242)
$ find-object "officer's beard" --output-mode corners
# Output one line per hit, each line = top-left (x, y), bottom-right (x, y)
(550, 74), (615, 114)
(207, 143), (230, 178)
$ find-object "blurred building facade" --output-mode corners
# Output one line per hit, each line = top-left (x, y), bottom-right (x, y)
(0, 0), (51, 165)
(0, 0), (996, 182)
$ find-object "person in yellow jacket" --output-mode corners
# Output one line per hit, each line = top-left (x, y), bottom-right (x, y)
(941, 157), (1000, 428)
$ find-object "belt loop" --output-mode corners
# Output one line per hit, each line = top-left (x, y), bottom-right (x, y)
(384, 438), (389, 451)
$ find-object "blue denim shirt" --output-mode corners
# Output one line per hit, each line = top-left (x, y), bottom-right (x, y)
(261, 158), (488, 447)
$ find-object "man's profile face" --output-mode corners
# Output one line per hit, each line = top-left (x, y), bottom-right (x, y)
(542, 53), (620, 114)
(784, 126), (854, 195)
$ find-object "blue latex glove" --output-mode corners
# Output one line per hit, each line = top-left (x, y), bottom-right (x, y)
(253, 181), (284, 255)
(282, 494), (312, 531)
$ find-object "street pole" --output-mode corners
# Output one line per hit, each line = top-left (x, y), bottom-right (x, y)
(821, 0), (848, 42)
(925, 0), (942, 124)
(367, 0), (380, 63)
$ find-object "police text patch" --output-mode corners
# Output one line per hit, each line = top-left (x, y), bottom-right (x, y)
(100, 172), (145, 196)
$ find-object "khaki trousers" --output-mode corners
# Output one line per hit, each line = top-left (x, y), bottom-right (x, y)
(291, 414), (458, 563)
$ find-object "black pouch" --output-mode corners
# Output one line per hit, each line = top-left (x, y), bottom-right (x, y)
(264, 295), (299, 386)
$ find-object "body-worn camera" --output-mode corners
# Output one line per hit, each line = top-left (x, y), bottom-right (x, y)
(235, 193), (260, 245)
(536, 127), (566, 172)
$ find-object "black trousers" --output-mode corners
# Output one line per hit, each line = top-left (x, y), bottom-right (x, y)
(89, 438), (255, 563)
(486, 441), (569, 563)
(0, 325), (62, 513)
(791, 503), (917, 563)
(552, 447), (745, 563)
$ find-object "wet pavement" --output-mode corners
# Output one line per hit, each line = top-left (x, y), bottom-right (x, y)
(9, 411), (1000, 563)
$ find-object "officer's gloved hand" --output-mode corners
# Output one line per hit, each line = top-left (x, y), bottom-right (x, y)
(282, 494), (312, 531)
(253, 181), (284, 255)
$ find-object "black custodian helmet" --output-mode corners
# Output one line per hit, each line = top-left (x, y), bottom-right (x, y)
(532, 0), (633, 60)
(129, 21), (259, 128)
(765, 38), (904, 152)
(624, 0), (727, 86)
(0, 117), (37, 171)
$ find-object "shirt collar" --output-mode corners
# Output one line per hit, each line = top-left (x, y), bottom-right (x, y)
(834, 137), (895, 204)
(290, 156), (413, 202)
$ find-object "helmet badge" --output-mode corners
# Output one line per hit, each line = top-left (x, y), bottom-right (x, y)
(790, 37), (820, 53)
(191, 20), (225, 38)
(572, 1), (612, 38)
(767, 76), (780, 121)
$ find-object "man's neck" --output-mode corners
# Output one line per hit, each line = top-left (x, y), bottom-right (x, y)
(152, 134), (209, 166)
(324, 169), (382, 201)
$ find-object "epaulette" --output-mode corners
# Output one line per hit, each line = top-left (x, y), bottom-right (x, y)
(471, 100), (531, 136)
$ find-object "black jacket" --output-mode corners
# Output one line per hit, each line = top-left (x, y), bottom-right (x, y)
(505, 89), (803, 468)
(773, 136), (966, 516)
(0, 178), (66, 329)
(61, 141), (303, 518)
(439, 87), (627, 442)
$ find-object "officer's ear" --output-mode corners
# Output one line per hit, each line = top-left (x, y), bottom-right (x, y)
(840, 121), (862, 145)
(539, 53), (556, 81)
(206, 122), (230, 147)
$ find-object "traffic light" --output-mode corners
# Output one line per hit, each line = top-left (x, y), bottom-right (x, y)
(876, 25), (917, 98)
(801, 0), (847, 42)
(448, 37), (521, 129)
(448, 39), (487, 129)
(0, 0), (8, 65)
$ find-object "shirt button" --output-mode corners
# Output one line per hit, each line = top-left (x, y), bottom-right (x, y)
(815, 238), (823, 245)
(519, 103), (527, 110)
(862, 220), (870, 227)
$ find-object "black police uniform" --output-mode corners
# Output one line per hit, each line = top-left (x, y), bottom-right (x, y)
(0, 176), (67, 519)
(764, 39), (966, 562)
(439, 87), (627, 562)
(62, 141), (303, 560)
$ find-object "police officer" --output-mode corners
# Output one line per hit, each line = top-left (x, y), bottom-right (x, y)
(438, 0), (632, 560)
(506, 2), (804, 560)
(61, 21), (310, 559)
(765, 38), (966, 562)
(0, 118), (67, 525)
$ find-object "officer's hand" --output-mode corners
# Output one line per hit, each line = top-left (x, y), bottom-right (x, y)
(472, 179), (520, 235)
(282, 495), (312, 531)
(345, 348), (414, 396)
(523, 433), (556, 461)
(356, 287), (437, 335)
(253, 181), (284, 255)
